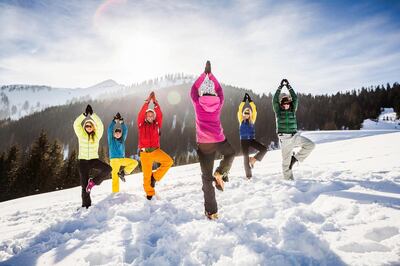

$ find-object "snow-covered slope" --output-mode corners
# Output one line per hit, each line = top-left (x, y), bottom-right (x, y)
(362, 108), (400, 130)
(0, 132), (399, 266)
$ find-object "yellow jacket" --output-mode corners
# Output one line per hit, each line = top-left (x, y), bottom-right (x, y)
(237, 101), (257, 124)
(73, 113), (104, 160)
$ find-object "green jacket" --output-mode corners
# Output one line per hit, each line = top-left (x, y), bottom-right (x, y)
(272, 86), (298, 134)
(73, 113), (104, 160)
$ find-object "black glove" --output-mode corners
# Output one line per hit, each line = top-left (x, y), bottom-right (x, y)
(247, 94), (253, 102)
(84, 104), (93, 116)
(280, 79), (288, 86)
(242, 95), (247, 102)
(114, 112), (122, 120)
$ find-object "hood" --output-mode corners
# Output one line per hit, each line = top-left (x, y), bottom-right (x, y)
(199, 96), (221, 113)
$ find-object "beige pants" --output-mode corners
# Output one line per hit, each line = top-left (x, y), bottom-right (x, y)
(278, 133), (315, 180)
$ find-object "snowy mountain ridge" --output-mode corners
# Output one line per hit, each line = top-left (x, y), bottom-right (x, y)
(0, 74), (195, 121)
(0, 131), (399, 265)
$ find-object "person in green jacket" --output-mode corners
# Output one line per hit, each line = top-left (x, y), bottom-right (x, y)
(272, 79), (315, 180)
(73, 104), (112, 208)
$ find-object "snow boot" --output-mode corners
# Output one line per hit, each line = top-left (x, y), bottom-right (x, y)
(213, 172), (224, 191)
(249, 157), (257, 169)
(86, 178), (95, 193)
(146, 195), (153, 200)
(289, 155), (298, 170)
(222, 172), (229, 182)
(205, 211), (218, 220)
(118, 166), (126, 182)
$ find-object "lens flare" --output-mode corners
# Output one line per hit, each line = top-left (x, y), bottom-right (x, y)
(167, 91), (181, 105)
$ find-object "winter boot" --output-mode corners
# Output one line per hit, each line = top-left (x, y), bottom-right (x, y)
(222, 172), (229, 182)
(146, 195), (153, 200)
(118, 166), (126, 182)
(150, 174), (156, 188)
(289, 155), (298, 170)
(205, 211), (218, 220)
(213, 171), (224, 191)
(86, 178), (95, 193)
(249, 157), (257, 169)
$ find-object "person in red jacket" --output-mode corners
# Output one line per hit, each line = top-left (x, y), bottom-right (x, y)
(138, 91), (174, 200)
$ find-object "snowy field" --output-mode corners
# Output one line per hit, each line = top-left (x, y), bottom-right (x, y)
(0, 131), (399, 266)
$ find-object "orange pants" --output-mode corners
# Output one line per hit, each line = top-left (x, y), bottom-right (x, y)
(140, 148), (173, 196)
(110, 158), (139, 193)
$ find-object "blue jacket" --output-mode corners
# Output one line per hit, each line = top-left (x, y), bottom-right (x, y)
(240, 120), (256, 140)
(238, 101), (257, 140)
(108, 120), (128, 159)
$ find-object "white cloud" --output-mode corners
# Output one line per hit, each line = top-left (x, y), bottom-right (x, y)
(0, 0), (399, 93)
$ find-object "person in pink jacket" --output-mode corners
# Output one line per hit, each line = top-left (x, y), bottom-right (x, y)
(191, 61), (235, 220)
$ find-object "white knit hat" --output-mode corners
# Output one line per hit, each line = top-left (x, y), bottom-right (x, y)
(198, 74), (217, 96)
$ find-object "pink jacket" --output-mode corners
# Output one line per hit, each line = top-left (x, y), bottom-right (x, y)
(190, 73), (225, 143)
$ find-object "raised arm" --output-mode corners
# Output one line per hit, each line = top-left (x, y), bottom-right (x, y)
(249, 101), (257, 123)
(287, 85), (298, 111)
(107, 120), (116, 144)
(272, 85), (283, 113)
(91, 113), (104, 139)
(190, 83), (199, 103)
(237, 101), (245, 123)
(137, 102), (149, 128)
(214, 76), (224, 105)
(73, 114), (87, 139)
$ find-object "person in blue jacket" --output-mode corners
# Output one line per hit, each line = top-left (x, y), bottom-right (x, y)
(108, 112), (138, 192)
(237, 93), (267, 178)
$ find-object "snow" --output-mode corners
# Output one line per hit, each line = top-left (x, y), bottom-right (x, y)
(362, 108), (400, 130)
(1, 131), (400, 265)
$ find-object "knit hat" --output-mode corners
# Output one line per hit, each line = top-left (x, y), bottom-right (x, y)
(145, 109), (156, 119)
(81, 115), (96, 128)
(113, 121), (122, 132)
(279, 93), (292, 104)
(243, 107), (252, 115)
(199, 74), (217, 96)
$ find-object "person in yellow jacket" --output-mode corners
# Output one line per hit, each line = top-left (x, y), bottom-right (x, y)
(108, 112), (138, 193)
(73, 104), (112, 208)
(238, 93), (267, 178)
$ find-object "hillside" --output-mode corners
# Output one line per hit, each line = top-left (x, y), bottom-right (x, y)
(0, 133), (400, 265)
(0, 131), (399, 265)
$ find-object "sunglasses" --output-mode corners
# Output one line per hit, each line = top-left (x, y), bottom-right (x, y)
(85, 125), (93, 128)
(244, 113), (250, 115)
(281, 102), (291, 106)
(114, 129), (122, 133)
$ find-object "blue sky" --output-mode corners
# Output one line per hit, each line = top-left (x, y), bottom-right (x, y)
(0, 0), (399, 94)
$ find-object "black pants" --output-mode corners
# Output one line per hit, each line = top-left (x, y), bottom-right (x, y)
(78, 159), (112, 208)
(197, 139), (235, 214)
(241, 139), (267, 178)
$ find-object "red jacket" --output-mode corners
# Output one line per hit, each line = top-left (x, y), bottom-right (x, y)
(137, 101), (163, 149)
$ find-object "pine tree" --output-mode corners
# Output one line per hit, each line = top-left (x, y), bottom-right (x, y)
(4, 145), (22, 200)
(26, 131), (51, 193)
(48, 140), (64, 191)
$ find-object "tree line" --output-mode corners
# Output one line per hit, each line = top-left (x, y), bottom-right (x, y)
(0, 82), (399, 201)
